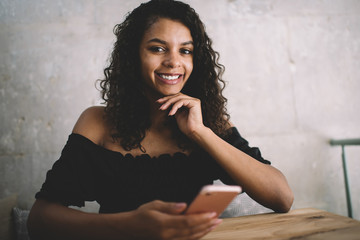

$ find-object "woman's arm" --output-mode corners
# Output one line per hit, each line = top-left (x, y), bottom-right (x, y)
(157, 94), (294, 213)
(27, 199), (221, 240)
(190, 126), (294, 213)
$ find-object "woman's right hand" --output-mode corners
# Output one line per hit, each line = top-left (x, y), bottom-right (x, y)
(129, 200), (222, 240)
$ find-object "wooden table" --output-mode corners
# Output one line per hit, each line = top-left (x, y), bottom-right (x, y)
(203, 208), (360, 239)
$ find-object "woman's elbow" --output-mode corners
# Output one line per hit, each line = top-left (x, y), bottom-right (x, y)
(275, 189), (294, 213)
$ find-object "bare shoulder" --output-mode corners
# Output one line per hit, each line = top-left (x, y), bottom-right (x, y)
(72, 106), (108, 145)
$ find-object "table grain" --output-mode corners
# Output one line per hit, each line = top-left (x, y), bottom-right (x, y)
(203, 208), (360, 239)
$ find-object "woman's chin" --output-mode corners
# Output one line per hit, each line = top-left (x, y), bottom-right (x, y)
(156, 88), (182, 97)
(144, 83), (184, 99)
(162, 91), (181, 96)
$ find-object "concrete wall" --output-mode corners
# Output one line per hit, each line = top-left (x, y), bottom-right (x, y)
(1, 0), (359, 219)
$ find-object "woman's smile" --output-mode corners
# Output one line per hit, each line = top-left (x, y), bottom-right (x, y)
(155, 73), (184, 85)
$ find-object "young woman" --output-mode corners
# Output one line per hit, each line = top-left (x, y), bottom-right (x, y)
(27, 0), (293, 239)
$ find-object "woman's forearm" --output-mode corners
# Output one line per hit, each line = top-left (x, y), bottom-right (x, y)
(190, 127), (294, 213)
(27, 199), (134, 240)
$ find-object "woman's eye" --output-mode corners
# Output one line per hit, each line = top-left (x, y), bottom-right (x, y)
(149, 46), (165, 52)
(181, 49), (193, 55)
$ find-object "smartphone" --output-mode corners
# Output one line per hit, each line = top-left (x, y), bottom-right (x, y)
(185, 185), (242, 217)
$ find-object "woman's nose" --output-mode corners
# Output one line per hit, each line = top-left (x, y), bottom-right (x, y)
(163, 51), (181, 68)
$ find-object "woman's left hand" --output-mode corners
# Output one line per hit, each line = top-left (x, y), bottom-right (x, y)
(157, 93), (205, 138)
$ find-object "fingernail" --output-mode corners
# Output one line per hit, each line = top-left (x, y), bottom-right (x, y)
(213, 219), (223, 225)
(174, 203), (186, 209)
(206, 212), (217, 218)
(209, 219), (222, 231)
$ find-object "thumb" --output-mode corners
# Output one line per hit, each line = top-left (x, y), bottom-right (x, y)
(151, 201), (187, 214)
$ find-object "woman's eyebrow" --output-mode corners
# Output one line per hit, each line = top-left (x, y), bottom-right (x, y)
(181, 41), (194, 46)
(147, 38), (193, 46)
(147, 38), (167, 44)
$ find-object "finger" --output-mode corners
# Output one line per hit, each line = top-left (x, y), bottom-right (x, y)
(170, 216), (222, 239)
(188, 217), (222, 233)
(170, 98), (198, 116)
(156, 93), (184, 103)
(165, 212), (216, 229)
(148, 200), (187, 214)
(159, 97), (189, 111)
(187, 218), (222, 240)
(168, 100), (190, 116)
(166, 98), (196, 116)
(158, 95), (193, 111)
(156, 94), (182, 106)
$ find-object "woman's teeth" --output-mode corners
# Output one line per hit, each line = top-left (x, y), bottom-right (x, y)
(159, 74), (180, 80)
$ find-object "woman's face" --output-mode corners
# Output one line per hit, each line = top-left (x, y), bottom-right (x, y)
(139, 18), (194, 97)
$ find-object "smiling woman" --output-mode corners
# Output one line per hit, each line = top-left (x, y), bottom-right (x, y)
(27, 0), (293, 239)
(98, 0), (231, 153)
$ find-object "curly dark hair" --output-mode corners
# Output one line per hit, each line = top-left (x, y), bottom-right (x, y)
(100, 0), (230, 151)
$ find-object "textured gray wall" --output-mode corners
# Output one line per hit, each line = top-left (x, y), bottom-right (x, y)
(1, 0), (359, 219)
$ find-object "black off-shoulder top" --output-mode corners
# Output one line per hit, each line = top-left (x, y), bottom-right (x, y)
(35, 127), (270, 213)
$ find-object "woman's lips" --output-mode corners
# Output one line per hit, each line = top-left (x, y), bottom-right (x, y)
(156, 73), (183, 85)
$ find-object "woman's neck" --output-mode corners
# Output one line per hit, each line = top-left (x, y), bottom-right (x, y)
(145, 89), (172, 132)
